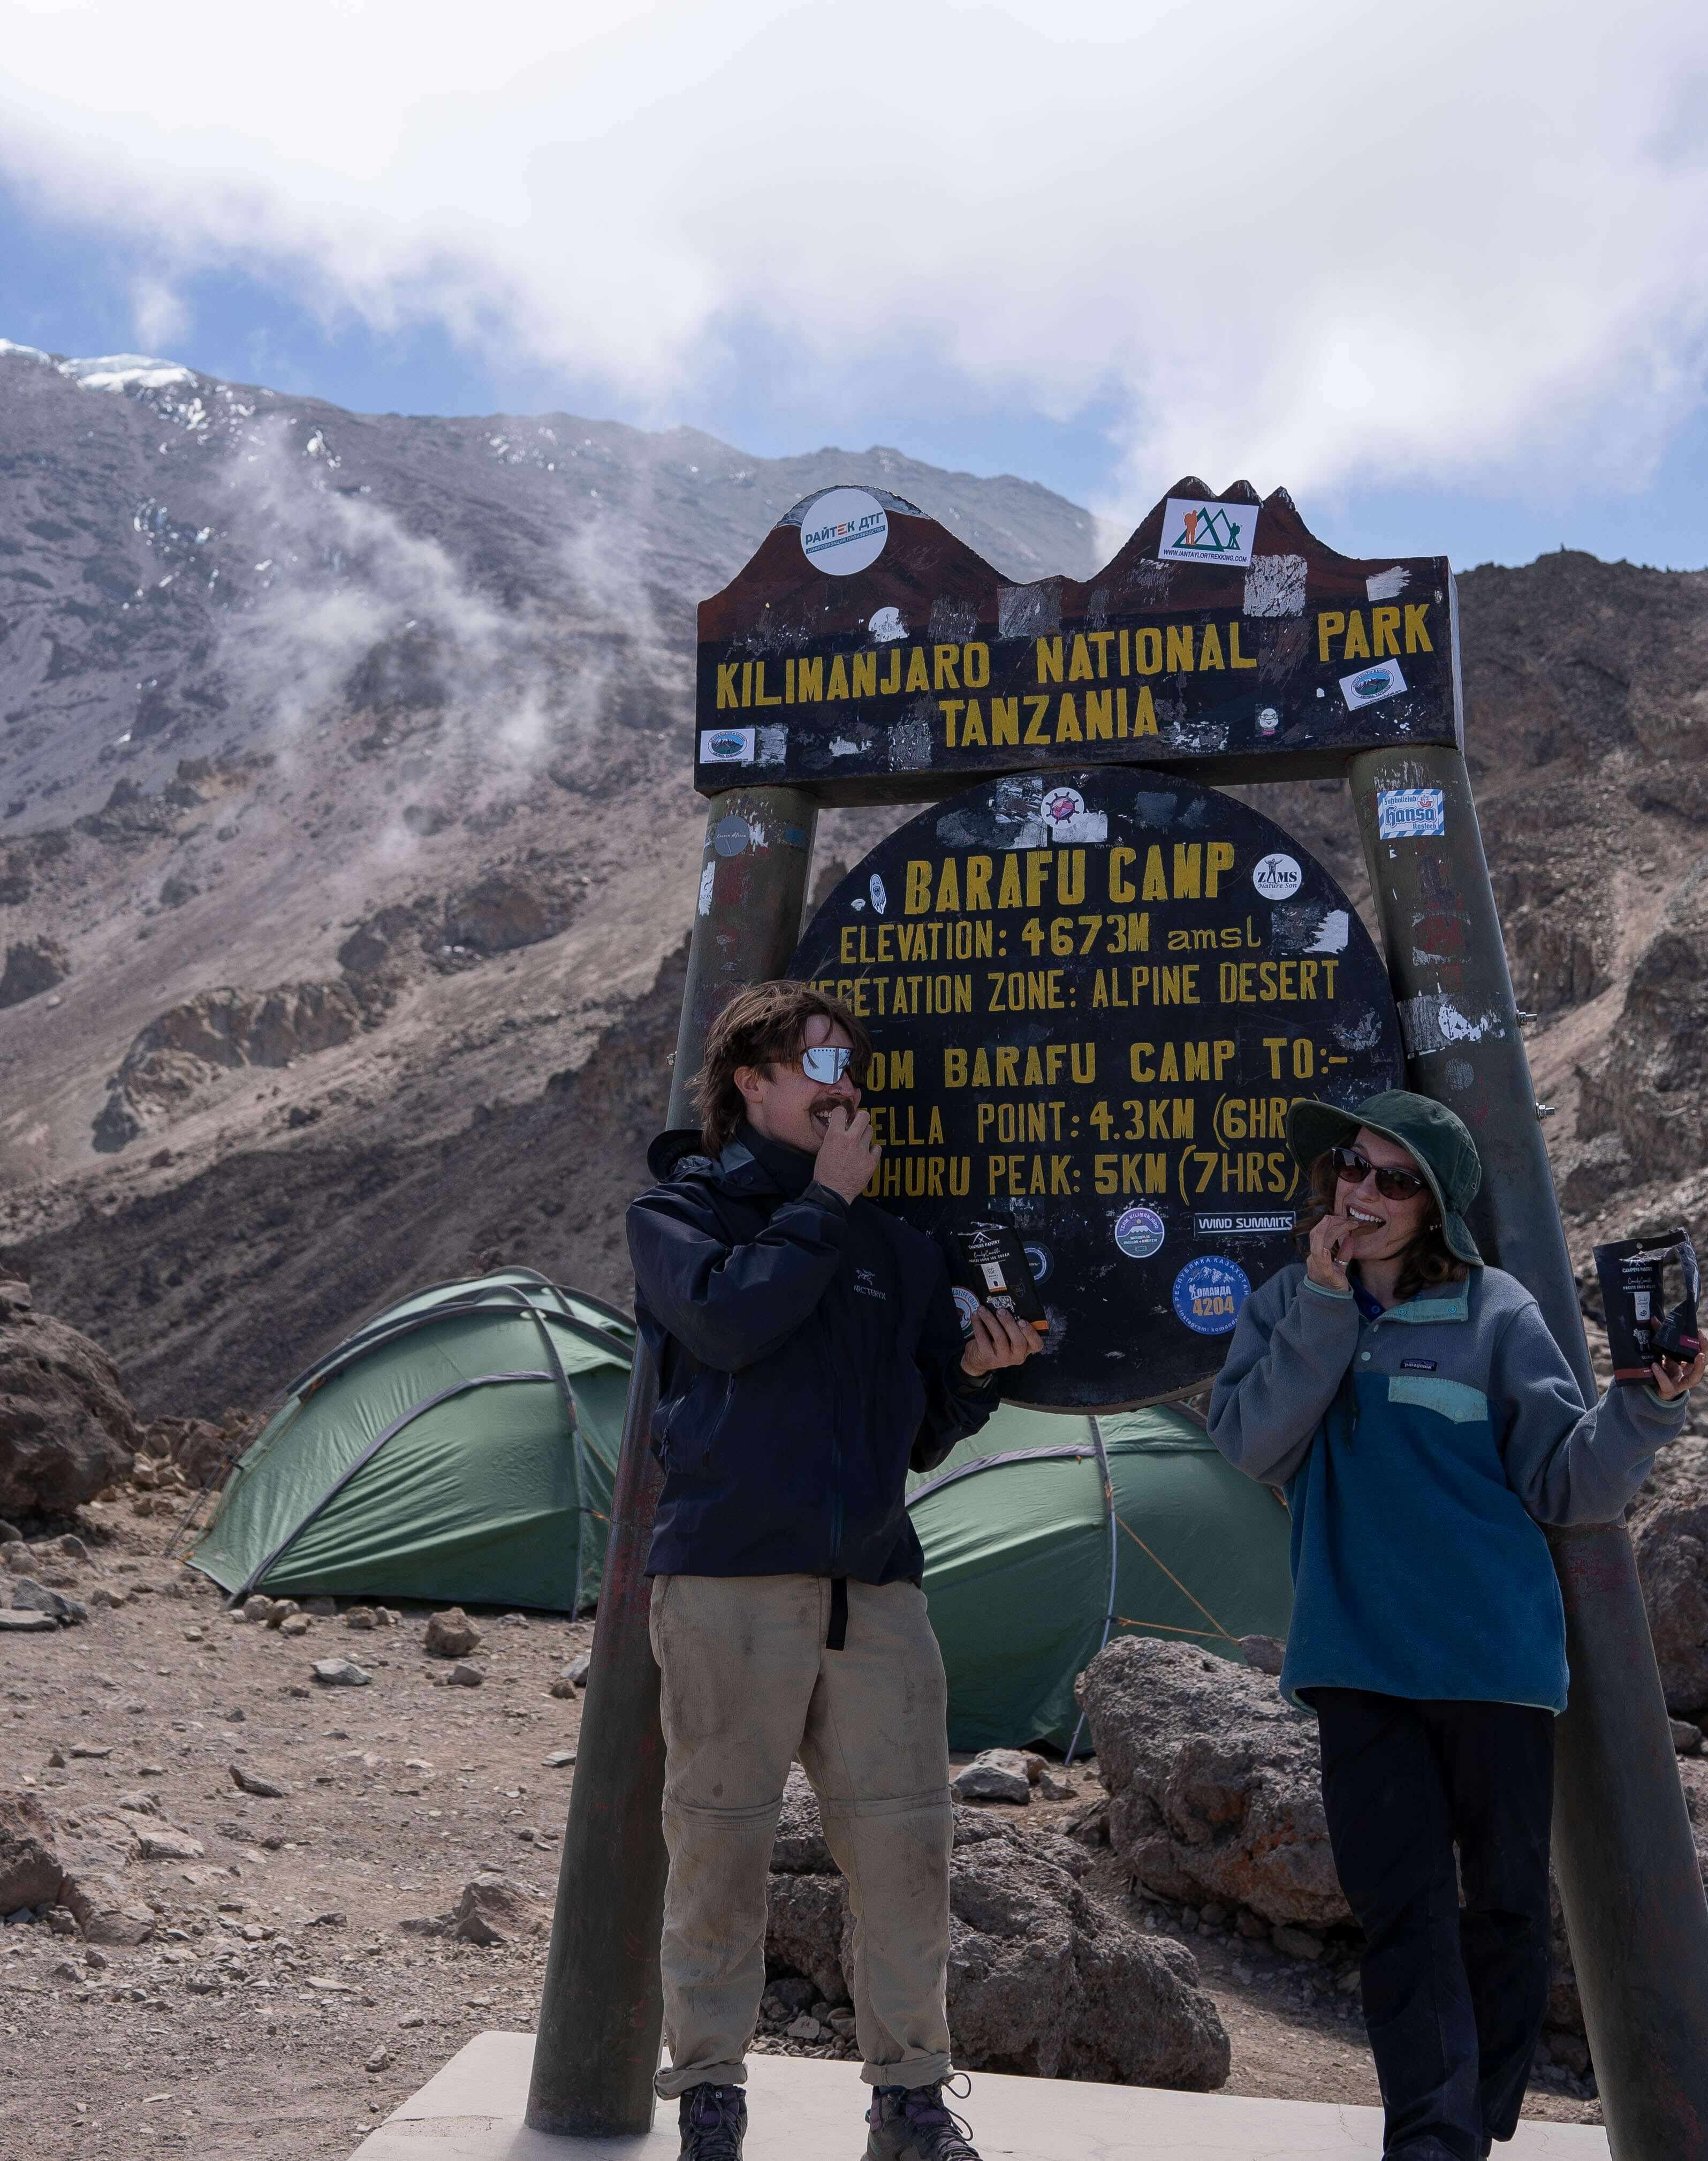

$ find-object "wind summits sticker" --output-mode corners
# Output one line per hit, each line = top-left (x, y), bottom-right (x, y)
(1340, 660), (1408, 709)
(801, 488), (889, 577)
(701, 727), (755, 765)
(1377, 787), (1446, 840)
(1173, 1256), (1250, 1335)
(1158, 498), (1258, 568)
(1251, 851), (1303, 900)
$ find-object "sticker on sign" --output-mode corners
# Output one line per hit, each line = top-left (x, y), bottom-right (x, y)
(1340, 659), (1408, 709)
(700, 727), (755, 767)
(800, 488), (890, 577)
(1377, 787), (1446, 840)
(1251, 851), (1302, 899)
(1158, 498), (1258, 569)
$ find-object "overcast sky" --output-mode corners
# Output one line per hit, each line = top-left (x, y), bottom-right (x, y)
(3, 0), (1706, 571)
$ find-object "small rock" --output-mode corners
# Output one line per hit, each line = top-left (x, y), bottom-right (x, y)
(448, 1872), (543, 1946)
(397, 2011), (424, 2028)
(137, 1830), (206, 1862)
(265, 1600), (302, 1629)
(242, 1596), (276, 1625)
(0, 1521), (21, 1545)
(302, 1597), (337, 1617)
(52, 1958), (83, 1983)
(84, 1947), (108, 1972)
(306, 1910), (347, 1928)
(58, 1535), (90, 1564)
(12, 1578), (87, 1626)
(183, 1628), (204, 1643)
(230, 1764), (289, 1799)
(226, 1709), (246, 1723)
(279, 1614), (311, 1638)
(1272, 1924), (1324, 1962)
(951, 1750), (1033, 1804)
(69, 1744), (112, 1760)
(312, 1659), (372, 1687)
(365, 2045), (393, 2073)
(1239, 1634), (1286, 1677)
(47, 1749), (66, 1769)
(424, 1608), (483, 1659)
(85, 1587), (127, 1609)
(345, 1608), (378, 1631)
(1035, 1767), (1074, 1801)
(1671, 1719), (1703, 1757)
(0, 1610), (58, 1634)
(785, 2014), (824, 2041)
(445, 1663), (484, 1688)
(542, 1749), (577, 1770)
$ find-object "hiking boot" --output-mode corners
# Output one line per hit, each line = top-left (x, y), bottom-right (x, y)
(678, 2081), (746, 2160)
(865, 2079), (981, 2160)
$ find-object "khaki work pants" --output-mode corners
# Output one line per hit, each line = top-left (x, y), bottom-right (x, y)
(648, 1572), (954, 2098)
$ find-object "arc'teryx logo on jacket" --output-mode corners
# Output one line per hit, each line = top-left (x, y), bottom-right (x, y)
(626, 1125), (995, 1584)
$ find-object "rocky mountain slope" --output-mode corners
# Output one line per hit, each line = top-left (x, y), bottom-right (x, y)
(1, 340), (1704, 1416)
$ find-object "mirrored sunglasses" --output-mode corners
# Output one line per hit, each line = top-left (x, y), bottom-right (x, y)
(800, 1044), (860, 1085)
(1331, 1146), (1428, 1202)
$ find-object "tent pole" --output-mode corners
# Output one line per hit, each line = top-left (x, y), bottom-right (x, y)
(527, 785), (819, 2137)
(1065, 1417), (1118, 1768)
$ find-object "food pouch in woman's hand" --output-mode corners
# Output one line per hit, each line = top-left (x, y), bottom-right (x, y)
(1593, 1227), (1701, 1382)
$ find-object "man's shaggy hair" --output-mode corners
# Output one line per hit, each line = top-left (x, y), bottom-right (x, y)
(690, 981), (872, 1157)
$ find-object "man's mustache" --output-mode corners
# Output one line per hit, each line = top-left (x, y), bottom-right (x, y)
(810, 1097), (855, 1123)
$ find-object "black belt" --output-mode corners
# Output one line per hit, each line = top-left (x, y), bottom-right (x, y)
(827, 1576), (848, 1652)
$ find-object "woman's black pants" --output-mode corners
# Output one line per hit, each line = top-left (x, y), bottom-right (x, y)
(1307, 1689), (1556, 2161)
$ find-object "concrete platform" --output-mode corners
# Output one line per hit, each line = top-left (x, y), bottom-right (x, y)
(351, 2033), (1611, 2159)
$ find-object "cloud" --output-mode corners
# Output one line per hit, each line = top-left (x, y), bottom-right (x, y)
(2, 0), (1706, 518)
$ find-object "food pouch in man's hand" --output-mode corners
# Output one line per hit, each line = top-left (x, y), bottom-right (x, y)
(941, 1222), (1049, 1333)
(1593, 1227), (1701, 1382)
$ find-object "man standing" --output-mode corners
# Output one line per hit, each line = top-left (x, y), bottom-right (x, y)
(627, 981), (1039, 2161)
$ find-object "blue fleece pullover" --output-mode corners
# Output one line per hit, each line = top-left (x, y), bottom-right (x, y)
(1208, 1264), (1687, 1711)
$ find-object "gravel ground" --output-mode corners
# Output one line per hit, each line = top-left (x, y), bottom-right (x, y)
(2, 1497), (1601, 2159)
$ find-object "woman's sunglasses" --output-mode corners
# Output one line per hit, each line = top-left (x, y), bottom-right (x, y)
(800, 1045), (862, 1085)
(1332, 1146), (1428, 1202)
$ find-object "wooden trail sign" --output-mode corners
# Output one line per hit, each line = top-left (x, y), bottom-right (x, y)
(696, 478), (1460, 803)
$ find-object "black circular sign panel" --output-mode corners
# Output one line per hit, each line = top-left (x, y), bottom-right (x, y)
(788, 768), (1403, 1409)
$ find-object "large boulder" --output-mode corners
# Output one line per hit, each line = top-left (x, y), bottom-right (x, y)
(1633, 1480), (1708, 1716)
(0, 1282), (138, 1522)
(765, 1773), (1228, 2090)
(0, 937), (70, 1009)
(0, 1792), (64, 1910)
(1075, 1637), (1349, 1929)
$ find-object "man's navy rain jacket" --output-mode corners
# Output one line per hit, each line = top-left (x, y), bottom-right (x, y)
(626, 1124), (997, 1584)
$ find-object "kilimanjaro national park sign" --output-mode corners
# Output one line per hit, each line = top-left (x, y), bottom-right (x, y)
(697, 480), (1461, 803)
(788, 766), (1403, 1409)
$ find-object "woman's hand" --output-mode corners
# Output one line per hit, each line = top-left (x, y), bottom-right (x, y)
(1651, 1350), (1707, 1401)
(1305, 1209), (1355, 1294)
(961, 1304), (1041, 1377)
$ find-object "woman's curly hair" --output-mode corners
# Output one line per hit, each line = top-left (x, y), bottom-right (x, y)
(1294, 1147), (1468, 1305)
(690, 981), (872, 1157)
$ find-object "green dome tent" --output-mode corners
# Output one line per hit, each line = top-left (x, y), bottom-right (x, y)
(189, 1270), (635, 1613)
(907, 1403), (1294, 1753)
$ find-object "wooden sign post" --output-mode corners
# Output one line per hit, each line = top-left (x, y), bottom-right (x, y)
(530, 481), (1708, 2156)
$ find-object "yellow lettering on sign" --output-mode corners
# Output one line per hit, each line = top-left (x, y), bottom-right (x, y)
(906, 648), (930, 693)
(717, 663), (740, 709)
(1132, 685), (1158, 735)
(1228, 622), (1257, 670)
(997, 855), (1023, 910)
(1198, 624), (1225, 671)
(1405, 604), (1433, 653)
(1173, 844), (1202, 899)
(935, 860), (961, 912)
(827, 656), (850, 699)
(1055, 696), (1082, 743)
(795, 656), (823, 702)
(965, 856), (993, 909)
(1142, 846), (1168, 901)
(964, 642), (990, 687)
(1068, 635), (1094, 682)
(1022, 696), (1051, 744)
(1342, 612), (1370, 660)
(905, 861), (933, 914)
(991, 697), (1018, 746)
(1317, 611), (1344, 663)
(1037, 637), (1064, 684)
(1205, 841), (1235, 897)
(1084, 689), (1113, 740)
(1134, 627), (1163, 675)
(933, 645), (961, 691)
(961, 700), (986, 746)
(1166, 625), (1194, 672)
(851, 651), (876, 697)
(1371, 606), (1401, 657)
(1109, 847), (1136, 903)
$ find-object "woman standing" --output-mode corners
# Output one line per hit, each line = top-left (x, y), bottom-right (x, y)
(1209, 1090), (1702, 2161)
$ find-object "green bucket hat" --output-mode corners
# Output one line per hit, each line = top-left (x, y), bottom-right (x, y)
(1286, 1089), (1484, 1267)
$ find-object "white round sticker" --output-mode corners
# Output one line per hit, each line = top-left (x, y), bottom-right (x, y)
(1252, 851), (1303, 900)
(801, 489), (889, 577)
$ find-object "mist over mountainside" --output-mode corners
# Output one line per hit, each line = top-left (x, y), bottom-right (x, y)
(1, 342), (1705, 1415)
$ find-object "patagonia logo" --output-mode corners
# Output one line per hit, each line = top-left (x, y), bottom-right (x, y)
(1400, 1358), (1438, 1372)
